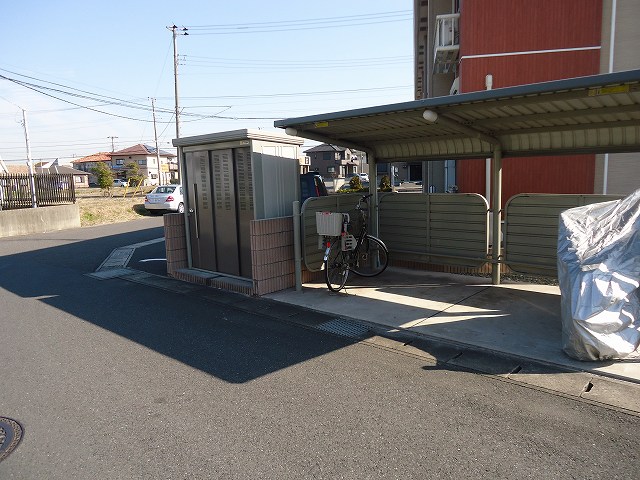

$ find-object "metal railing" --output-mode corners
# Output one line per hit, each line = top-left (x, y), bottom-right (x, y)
(0, 173), (76, 211)
(433, 13), (460, 74)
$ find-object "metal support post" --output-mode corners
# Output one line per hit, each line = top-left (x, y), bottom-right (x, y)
(491, 146), (503, 285)
(368, 153), (379, 238)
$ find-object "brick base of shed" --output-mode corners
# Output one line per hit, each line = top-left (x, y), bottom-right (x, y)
(164, 213), (312, 296)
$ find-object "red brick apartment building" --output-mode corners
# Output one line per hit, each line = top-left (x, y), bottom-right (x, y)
(414, 0), (639, 201)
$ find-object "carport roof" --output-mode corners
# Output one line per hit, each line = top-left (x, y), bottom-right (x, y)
(274, 69), (640, 162)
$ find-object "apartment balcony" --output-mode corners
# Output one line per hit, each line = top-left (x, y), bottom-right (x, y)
(433, 13), (460, 74)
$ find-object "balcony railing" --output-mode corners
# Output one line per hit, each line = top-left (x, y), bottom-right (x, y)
(433, 13), (460, 74)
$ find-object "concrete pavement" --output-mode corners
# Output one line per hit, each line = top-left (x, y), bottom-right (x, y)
(107, 239), (640, 415)
(268, 268), (640, 382)
(266, 267), (640, 412)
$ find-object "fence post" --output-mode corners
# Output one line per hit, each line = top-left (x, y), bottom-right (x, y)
(293, 200), (302, 292)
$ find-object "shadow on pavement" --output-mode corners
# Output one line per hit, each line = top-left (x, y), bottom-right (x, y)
(0, 226), (358, 384)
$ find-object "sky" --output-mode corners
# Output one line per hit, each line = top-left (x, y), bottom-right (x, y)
(0, 0), (414, 164)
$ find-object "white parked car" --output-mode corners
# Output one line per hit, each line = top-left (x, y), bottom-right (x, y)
(113, 179), (129, 187)
(346, 172), (369, 183)
(144, 185), (184, 214)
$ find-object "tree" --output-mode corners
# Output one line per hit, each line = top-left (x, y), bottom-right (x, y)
(91, 162), (114, 190)
(124, 162), (144, 187)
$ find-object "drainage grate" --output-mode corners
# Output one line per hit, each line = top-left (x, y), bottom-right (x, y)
(0, 417), (23, 462)
(316, 319), (370, 339)
(86, 268), (133, 280)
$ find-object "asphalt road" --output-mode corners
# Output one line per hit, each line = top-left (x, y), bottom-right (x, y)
(0, 219), (638, 479)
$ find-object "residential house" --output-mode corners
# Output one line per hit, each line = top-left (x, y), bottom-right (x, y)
(5, 162), (88, 184)
(35, 164), (90, 188)
(109, 144), (177, 185)
(413, 0), (640, 198)
(73, 144), (178, 186)
(4, 164), (29, 174)
(303, 144), (365, 179)
(71, 152), (112, 185)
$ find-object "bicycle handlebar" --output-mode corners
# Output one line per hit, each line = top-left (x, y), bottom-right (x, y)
(356, 193), (373, 211)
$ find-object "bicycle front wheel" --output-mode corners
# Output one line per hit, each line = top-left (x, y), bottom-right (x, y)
(324, 240), (350, 292)
(351, 235), (389, 277)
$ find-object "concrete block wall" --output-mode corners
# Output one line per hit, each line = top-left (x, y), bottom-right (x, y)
(164, 213), (188, 275)
(250, 216), (296, 296)
(0, 204), (80, 238)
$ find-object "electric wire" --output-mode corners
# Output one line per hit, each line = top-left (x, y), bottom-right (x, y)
(186, 10), (411, 34)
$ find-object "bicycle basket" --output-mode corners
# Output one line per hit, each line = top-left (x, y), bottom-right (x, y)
(316, 212), (344, 236)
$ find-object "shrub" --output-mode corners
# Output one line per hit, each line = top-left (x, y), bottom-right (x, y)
(349, 176), (363, 190)
(379, 175), (392, 192)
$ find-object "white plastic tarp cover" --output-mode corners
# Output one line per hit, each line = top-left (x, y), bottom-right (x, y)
(558, 189), (640, 361)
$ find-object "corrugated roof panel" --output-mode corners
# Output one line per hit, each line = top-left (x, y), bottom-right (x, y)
(275, 71), (640, 161)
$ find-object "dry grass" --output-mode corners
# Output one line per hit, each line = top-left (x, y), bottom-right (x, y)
(76, 186), (157, 227)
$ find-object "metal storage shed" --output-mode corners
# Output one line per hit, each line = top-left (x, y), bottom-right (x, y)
(274, 69), (640, 284)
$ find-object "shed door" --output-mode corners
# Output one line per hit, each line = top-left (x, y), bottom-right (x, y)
(211, 149), (241, 276)
(234, 147), (253, 278)
(185, 150), (217, 271)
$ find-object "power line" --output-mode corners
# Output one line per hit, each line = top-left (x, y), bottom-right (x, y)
(181, 58), (412, 73)
(182, 54), (412, 67)
(163, 85), (412, 100)
(187, 10), (410, 28)
(1, 74), (161, 122)
(1, 69), (411, 120)
(1, 72), (217, 122)
(0, 68), (170, 114)
(187, 19), (409, 35)
(186, 10), (411, 34)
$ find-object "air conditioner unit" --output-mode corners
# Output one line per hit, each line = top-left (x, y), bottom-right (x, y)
(450, 77), (460, 95)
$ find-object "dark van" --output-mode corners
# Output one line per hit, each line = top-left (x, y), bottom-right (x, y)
(300, 172), (328, 202)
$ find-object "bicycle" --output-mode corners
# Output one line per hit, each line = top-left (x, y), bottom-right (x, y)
(317, 193), (389, 292)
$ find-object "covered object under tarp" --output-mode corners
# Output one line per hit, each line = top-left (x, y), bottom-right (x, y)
(558, 189), (640, 361)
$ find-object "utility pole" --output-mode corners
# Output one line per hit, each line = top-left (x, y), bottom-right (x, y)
(167, 24), (187, 183)
(150, 98), (162, 185)
(22, 109), (37, 208)
(107, 136), (118, 152)
(167, 24), (188, 140)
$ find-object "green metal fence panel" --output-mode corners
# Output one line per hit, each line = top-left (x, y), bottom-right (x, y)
(378, 193), (429, 255)
(379, 193), (489, 267)
(504, 193), (624, 276)
(301, 192), (626, 278)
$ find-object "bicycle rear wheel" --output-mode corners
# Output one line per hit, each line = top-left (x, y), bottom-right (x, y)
(351, 234), (389, 277)
(324, 240), (350, 292)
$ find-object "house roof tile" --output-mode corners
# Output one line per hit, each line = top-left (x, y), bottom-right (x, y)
(72, 152), (112, 164)
(6, 165), (30, 174)
(303, 143), (347, 153)
(35, 165), (89, 175)
(111, 144), (176, 157)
